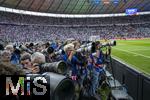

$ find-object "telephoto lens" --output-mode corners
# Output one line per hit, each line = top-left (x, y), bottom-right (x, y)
(76, 45), (92, 53)
(40, 61), (68, 75)
(26, 73), (75, 100)
(19, 45), (33, 54)
(102, 40), (117, 47)
(42, 72), (75, 100)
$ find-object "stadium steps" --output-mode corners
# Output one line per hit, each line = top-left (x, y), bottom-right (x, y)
(104, 69), (133, 100)
(103, 67), (122, 88)
(111, 88), (133, 100)
(106, 79), (122, 88)
(105, 70), (112, 77)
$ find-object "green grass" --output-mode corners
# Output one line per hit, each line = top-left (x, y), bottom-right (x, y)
(112, 39), (150, 75)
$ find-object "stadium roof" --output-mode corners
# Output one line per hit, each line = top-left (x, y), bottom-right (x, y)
(0, 0), (150, 14)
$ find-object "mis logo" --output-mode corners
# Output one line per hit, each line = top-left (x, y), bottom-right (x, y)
(0, 75), (50, 99)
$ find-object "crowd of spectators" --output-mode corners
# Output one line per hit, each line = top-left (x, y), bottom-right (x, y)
(0, 23), (150, 42)
(0, 11), (150, 43)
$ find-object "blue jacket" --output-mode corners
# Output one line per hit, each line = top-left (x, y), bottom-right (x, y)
(61, 53), (82, 76)
(90, 51), (104, 72)
(51, 43), (58, 50)
(10, 53), (20, 65)
(96, 50), (103, 65)
(95, 50), (104, 72)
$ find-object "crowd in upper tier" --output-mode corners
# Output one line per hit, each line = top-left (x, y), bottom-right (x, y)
(0, 11), (150, 43)
(0, 23), (150, 42)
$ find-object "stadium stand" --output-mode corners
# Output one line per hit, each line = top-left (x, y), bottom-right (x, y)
(0, 12), (150, 42)
(0, 0), (150, 100)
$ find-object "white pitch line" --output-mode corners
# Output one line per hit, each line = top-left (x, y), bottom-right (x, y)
(130, 49), (150, 51)
(113, 48), (150, 59)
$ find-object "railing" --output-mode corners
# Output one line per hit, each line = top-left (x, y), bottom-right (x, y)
(111, 58), (150, 100)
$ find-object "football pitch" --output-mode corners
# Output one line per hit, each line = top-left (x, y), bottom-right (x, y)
(112, 39), (150, 75)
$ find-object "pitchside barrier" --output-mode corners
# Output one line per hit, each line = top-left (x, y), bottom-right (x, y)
(111, 58), (150, 100)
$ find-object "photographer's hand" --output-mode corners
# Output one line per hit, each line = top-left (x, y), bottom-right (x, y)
(32, 64), (40, 74)
(68, 50), (76, 61)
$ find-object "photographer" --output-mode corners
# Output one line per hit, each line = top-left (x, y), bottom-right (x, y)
(73, 41), (88, 87)
(63, 43), (83, 81)
(88, 41), (104, 96)
(95, 41), (105, 87)
(30, 52), (46, 74)
(79, 55), (95, 99)
(78, 56), (88, 89)
(20, 52), (42, 74)
(5, 44), (14, 53)
(0, 50), (11, 64)
(4, 44), (20, 65)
